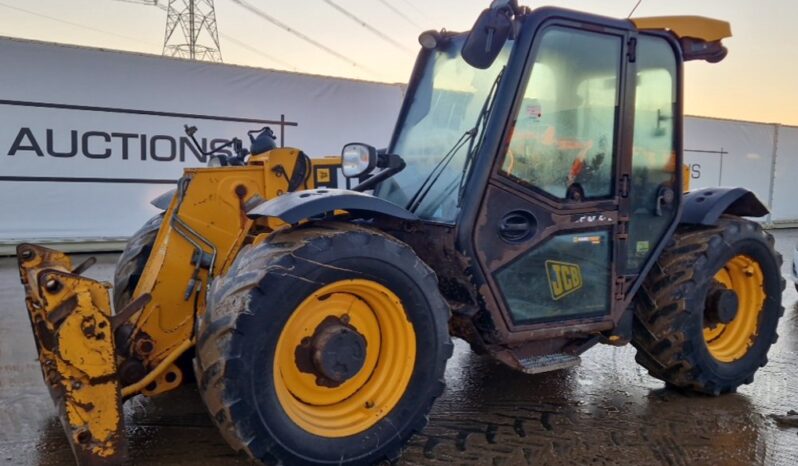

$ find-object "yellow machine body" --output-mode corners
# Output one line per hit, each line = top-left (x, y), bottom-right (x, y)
(125, 148), (341, 395)
(116, 166), (260, 396)
(631, 16), (732, 42)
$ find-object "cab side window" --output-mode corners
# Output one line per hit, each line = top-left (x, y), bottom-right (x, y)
(500, 26), (622, 201)
(625, 36), (678, 271)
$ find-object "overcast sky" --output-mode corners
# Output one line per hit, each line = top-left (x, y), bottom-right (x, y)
(0, 0), (796, 125)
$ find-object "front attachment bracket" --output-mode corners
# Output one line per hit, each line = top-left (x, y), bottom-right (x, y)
(17, 244), (126, 465)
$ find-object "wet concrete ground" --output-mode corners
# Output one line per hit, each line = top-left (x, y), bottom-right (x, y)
(1, 231), (797, 465)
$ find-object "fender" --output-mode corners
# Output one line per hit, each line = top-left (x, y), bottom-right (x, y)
(150, 188), (176, 210)
(247, 188), (418, 224)
(680, 187), (769, 226)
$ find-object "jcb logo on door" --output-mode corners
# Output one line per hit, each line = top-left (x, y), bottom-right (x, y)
(545, 260), (582, 300)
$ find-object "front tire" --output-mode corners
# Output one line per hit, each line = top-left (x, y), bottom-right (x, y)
(195, 223), (452, 465)
(632, 216), (784, 395)
(113, 214), (163, 310)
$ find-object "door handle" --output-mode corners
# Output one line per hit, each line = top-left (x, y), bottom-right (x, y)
(655, 185), (676, 216)
(498, 211), (537, 242)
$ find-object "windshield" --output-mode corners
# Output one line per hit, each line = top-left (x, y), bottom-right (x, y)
(376, 35), (512, 223)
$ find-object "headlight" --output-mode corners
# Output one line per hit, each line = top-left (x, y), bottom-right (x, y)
(207, 155), (228, 167)
(341, 143), (377, 178)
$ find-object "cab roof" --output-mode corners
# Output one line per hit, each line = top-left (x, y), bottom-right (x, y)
(631, 16), (732, 42)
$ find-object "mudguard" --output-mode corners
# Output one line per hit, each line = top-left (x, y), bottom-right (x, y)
(150, 188), (176, 210)
(680, 187), (769, 226)
(247, 188), (418, 224)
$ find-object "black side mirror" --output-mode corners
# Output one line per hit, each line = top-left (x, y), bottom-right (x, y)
(461, 2), (516, 69)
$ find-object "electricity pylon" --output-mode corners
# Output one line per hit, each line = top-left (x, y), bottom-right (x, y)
(162, 0), (222, 62)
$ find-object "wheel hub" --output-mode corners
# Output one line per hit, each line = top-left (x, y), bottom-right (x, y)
(311, 318), (367, 384)
(705, 284), (739, 325)
(276, 280), (416, 437)
(295, 315), (367, 387)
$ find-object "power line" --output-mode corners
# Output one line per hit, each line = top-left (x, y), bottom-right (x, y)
(376, 0), (423, 31)
(220, 33), (297, 70)
(394, 0), (426, 19)
(322, 0), (412, 52)
(230, 0), (381, 77)
(0, 1), (157, 47)
(107, 0), (168, 12)
(113, 0), (160, 5)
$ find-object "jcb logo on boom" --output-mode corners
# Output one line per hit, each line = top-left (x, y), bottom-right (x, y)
(545, 260), (582, 300)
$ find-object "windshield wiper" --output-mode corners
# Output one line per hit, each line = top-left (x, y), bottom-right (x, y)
(406, 128), (476, 212)
(406, 66), (506, 214)
(458, 67), (504, 205)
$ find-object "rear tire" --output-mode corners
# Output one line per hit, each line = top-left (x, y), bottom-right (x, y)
(195, 223), (452, 465)
(113, 214), (163, 310)
(632, 215), (784, 395)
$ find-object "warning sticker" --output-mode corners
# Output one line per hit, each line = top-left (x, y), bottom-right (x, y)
(573, 235), (602, 245)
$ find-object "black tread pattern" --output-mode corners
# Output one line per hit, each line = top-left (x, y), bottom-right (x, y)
(632, 215), (785, 395)
(194, 222), (453, 465)
(112, 214), (163, 311)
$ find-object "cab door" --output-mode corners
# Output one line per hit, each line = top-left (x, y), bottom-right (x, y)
(472, 22), (633, 335)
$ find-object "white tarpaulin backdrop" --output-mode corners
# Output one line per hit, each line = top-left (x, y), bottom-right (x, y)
(0, 37), (403, 243)
(1, 37), (797, 246)
(684, 117), (798, 224)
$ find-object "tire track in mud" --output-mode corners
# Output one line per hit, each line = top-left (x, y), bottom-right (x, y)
(398, 342), (775, 466)
(399, 404), (753, 466)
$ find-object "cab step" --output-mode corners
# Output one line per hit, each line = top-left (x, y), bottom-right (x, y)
(517, 353), (580, 374)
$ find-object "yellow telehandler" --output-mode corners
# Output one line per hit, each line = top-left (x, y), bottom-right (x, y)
(17, 2), (784, 465)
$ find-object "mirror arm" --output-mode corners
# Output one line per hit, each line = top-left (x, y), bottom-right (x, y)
(352, 155), (406, 193)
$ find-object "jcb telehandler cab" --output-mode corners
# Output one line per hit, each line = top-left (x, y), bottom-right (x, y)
(17, 2), (783, 465)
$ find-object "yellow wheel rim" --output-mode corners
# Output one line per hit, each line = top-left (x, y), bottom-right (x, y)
(703, 255), (765, 363)
(273, 279), (416, 438)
